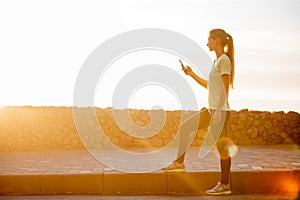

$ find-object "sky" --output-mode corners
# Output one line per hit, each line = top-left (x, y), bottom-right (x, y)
(0, 0), (300, 112)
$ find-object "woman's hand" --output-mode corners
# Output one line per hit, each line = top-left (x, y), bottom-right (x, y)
(213, 110), (222, 124)
(181, 65), (208, 89)
(182, 66), (193, 76)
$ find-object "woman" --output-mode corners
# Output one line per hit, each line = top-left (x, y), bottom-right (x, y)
(163, 28), (235, 195)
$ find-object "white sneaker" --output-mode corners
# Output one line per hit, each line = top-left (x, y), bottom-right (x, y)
(205, 181), (231, 195)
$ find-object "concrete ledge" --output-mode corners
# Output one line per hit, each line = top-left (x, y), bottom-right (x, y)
(293, 170), (300, 192)
(0, 175), (40, 195)
(0, 171), (299, 195)
(103, 172), (166, 194)
(41, 174), (103, 194)
(166, 172), (219, 194)
(231, 171), (296, 194)
(0, 174), (104, 195)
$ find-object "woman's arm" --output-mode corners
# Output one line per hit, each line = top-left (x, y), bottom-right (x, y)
(182, 66), (208, 89)
(213, 74), (230, 123)
(216, 74), (230, 111)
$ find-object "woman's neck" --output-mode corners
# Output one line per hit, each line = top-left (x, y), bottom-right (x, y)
(215, 48), (225, 59)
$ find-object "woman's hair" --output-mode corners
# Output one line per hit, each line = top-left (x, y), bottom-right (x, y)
(209, 29), (235, 89)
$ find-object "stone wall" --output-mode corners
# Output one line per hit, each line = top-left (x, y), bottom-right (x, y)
(0, 107), (299, 151)
(227, 109), (299, 145)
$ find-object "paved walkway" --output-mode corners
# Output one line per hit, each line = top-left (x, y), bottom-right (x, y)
(1, 145), (299, 174)
(0, 145), (299, 195)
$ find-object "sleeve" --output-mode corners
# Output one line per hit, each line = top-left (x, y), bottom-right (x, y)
(218, 59), (231, 75)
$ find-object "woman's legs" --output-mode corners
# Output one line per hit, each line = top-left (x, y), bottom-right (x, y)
(175, 152), (185, 164)
(220, 158), (231, 184)
(175, 108), (211, 163)
(216, 111), (231, 184)
(163, 108), (210, 170)
(164, 109), (231, 177)
(206, 111), (232, 195)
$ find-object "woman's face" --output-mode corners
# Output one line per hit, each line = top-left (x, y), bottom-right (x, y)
(207, 36), (217, 51)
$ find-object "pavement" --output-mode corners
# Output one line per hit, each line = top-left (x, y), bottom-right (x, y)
(0, 194), (299, 200)
(0, 145), (299, 196)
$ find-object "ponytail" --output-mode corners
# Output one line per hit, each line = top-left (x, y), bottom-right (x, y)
(225, 33), (235, 89)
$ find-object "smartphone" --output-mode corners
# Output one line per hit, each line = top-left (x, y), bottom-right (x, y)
(179, 59), (185, 69)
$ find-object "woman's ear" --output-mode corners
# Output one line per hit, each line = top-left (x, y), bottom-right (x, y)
(215, 37), (222, 45)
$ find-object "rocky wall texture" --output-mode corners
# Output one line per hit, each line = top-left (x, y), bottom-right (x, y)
(0, 107), (299, 151)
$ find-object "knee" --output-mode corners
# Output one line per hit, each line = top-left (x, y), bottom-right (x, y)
(217, 138), (230, 158)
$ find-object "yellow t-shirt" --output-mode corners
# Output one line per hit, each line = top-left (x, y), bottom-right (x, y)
(208, 53), (231, 111)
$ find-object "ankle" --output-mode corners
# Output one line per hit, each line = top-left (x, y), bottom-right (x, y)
(221, 182), (230, 188)
(174, 161), (183, 165)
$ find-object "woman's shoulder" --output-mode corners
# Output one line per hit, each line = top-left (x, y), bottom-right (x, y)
(220, 53), (230, 62)
(216, 54), (231, 67)
(216, 54), (231, 73)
